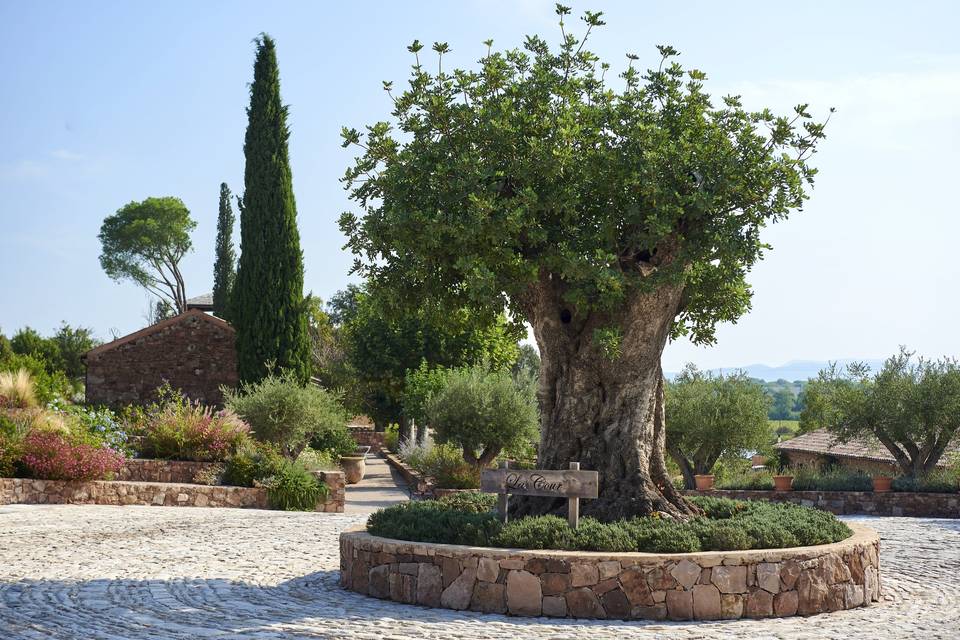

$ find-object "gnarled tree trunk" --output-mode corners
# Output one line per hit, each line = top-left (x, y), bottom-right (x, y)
(521, 273), (698, 521)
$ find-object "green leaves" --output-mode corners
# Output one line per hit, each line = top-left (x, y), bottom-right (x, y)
(340, 11), (827, 347)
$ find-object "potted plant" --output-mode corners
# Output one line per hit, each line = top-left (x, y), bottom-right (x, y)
(871, 474), (893, 492)
(772, 473), (794, 491)
(694, 474), (715, 491)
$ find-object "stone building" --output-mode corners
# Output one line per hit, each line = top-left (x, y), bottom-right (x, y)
(774, 428), (957, 474)
(84, 309), (238, 407)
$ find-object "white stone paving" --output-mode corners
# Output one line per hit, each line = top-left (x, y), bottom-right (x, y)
(0, 505), (957, 639)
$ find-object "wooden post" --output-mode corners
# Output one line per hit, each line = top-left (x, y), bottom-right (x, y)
(568, 461), (580, 529)
(497, 460), (510, 523)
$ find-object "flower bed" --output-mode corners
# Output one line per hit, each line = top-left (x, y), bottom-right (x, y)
(340, 522), (880, 620)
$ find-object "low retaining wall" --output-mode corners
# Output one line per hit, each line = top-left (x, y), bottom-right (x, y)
(349, 426), (386, 454)
(118, 459), (218, 484)
(684, 489), (959, 518)
(340, 523), (880, 620)
(0, 478), (268, 508)
(383, 452), (430, 495)
(0, 470), (346, 512)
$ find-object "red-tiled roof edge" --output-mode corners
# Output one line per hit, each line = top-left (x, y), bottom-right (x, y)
(84, 309), (233, 359)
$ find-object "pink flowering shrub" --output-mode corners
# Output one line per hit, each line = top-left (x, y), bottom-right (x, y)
(21, 429), (125, 481)
(136, 385), (250, 462)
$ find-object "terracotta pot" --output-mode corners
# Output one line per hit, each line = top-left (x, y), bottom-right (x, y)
(872, 476), (892, 492)
(694, 474), (715, 491)
(773, 475), (794, 491)
(340, 456), (366, 484)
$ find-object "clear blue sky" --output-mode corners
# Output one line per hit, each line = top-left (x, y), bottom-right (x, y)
(1, 1), (958, 371)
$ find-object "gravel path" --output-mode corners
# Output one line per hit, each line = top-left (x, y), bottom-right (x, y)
(0, 505), (957, 639)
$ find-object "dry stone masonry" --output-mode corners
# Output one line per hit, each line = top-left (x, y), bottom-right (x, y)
(118, 459), (221, 484)
(0, 470), (346, 512)
(340, 523), (880, 620)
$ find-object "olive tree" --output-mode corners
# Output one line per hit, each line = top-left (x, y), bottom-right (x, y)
(340, 6), (828, 519)
(666, 365), (771, 489)
(801, 349), (960, 476)
(425, 365), (539, 471)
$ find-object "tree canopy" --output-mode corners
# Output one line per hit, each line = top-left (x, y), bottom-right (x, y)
(339, 7), (828, 347)
(233, 34), (311, 384)
(213, 182), (237, 321)
(99, 196), (195, 314)
(801, 349), (960, 476)
(666, 365), (771, 489)
(332, 285), (522, 433)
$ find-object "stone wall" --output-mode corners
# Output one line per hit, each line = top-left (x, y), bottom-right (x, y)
(85, 310), (238, 407)
(0, 471), (345, 512)
(779, 450), (899, 475)
(340, 524), (880, 620)
(118, 459), (219, 484)
(0, 478), (267, 508)
(349, 426), (386, 454)
(684, 489), (959, 518)
(316, 470), (346, 513)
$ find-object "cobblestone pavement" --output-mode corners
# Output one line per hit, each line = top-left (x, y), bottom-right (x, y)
(0, 505), (957, 639)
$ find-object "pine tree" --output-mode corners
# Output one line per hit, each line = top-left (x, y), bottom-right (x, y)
(212, 182), (236, 321)
(232, 34), (310, 384)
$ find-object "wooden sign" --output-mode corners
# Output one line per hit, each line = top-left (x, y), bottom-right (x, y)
(481, 462), (598, 528)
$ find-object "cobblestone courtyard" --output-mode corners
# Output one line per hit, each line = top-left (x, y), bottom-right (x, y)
(0, 505), (957, 639)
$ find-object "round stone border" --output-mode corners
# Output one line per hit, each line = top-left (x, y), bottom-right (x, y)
(339, 523), (880, 620)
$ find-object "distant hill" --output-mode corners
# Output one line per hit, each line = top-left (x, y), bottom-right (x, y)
(667, 359), (887, 382)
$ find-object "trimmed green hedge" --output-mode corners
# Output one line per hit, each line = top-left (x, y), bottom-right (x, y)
(366, 495), (852, 552)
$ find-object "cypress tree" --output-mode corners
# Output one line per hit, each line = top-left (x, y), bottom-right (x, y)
(233, 34), (310, 384)
(212, 182), (236, 321)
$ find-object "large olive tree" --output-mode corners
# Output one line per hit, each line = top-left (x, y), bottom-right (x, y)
(339, 7), (828, 519)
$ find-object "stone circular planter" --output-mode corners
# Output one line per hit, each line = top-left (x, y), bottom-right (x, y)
(694, 474), (715, 491)
(340, 523), (880, 620)
(872, 476), (892, 493)
(340, 456), (366, 484)
(773, 475), (794, 492)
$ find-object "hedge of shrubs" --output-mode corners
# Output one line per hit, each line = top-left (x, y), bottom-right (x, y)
(717, 466), (959, 493)
(366, 494), (852, 552)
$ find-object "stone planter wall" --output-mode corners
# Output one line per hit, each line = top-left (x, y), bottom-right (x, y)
(0, 478), (268, 508)
(0, 471), (345, 512)
(339, 524), (880, 620)
(118, 459), (219, 484)
(683, 489), (959, 518)
(383, 452), (431, 495)
(316, 470), (346, 513)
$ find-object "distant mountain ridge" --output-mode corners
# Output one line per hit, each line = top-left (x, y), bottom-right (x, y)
(667, 359), (887, 382)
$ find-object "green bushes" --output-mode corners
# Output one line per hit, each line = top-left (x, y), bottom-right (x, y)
(400, 440), (481, 489)
(133, 385), (250, 462)
(366, 499), (503, 546)
(224, 371), (351, 459)
(367, 495), (852, 552)
(892, 469), (959, 493)
(790, 467), (873, 492)
(221, 440), (326, 510)
(717, 470), (774, 491)
(260, 460), (328, 511)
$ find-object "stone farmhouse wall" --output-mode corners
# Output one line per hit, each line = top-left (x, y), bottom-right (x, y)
(779, 450), (899, 475)
(340, 524), (880, 620)
(85, 310), (238, 408)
